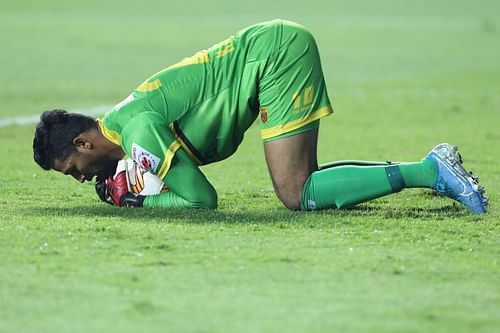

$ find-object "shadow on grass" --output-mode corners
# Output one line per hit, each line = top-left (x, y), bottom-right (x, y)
(20, 201), (473, 225)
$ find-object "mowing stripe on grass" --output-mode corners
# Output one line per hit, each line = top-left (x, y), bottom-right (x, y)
(0, 105), (113, 128)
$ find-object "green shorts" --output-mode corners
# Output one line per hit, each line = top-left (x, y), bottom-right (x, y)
(244, 20), (333, 141)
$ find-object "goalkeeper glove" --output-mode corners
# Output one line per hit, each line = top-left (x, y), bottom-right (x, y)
(95, 161), (145, 207)
(95, 179), (114, 205)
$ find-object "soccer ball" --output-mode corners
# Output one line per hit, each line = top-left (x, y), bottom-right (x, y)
(117, 158), (168, 195)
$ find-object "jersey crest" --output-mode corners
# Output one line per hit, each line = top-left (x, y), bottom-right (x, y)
(131, 143), (161, 173)
(260, 107), (268, 123)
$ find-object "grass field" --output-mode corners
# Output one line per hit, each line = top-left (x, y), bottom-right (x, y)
(1, 1), (499, 332)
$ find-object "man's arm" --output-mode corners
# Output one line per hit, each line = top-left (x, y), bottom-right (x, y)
(101, 111), (217, 209)
(143, 148), (217, 209)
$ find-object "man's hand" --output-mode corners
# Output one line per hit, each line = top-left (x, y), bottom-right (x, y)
(95, 168), (145, 207)
(95, 179), (114, 205)
(105, 169), (129, 205)
(95, 159), (120, 205)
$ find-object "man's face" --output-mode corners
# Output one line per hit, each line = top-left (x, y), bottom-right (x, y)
(53, 151), (109, 183)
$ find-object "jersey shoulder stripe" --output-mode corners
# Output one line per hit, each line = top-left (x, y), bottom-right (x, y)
(97, 118), (121, 145)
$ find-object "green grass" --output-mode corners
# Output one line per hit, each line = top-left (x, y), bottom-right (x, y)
(0, 1), (499, 332)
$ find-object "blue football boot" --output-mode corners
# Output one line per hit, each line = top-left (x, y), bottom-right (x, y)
(425, 143), (488, 214)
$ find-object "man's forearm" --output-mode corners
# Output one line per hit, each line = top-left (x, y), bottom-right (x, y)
(149, 148), (218, 209)
(143, 190), (217, 209)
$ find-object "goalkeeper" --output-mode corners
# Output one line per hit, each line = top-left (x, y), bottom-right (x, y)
(32, 20), (488, 213)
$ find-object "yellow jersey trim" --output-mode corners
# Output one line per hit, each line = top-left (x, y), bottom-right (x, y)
(260, 105), (333, 140)
(134, 51), (210, 93)
(167, 50), (209, 71)
(137, 79), (161, 92)
(97, 118), (121, 145)
(157, 141), (181, 180)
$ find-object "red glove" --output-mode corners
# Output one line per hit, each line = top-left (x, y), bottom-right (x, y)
(95, 160), (146, 207)
(105, 170), (146, 207)
(105, 170), (130, 206)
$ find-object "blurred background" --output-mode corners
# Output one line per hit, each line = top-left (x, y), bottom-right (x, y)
(1, 1), (498, 112)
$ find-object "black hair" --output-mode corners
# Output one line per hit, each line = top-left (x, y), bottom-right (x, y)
(33, 109), (97, 170)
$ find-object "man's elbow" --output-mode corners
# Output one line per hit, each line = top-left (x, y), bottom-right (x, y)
(190, 191), (218, 209)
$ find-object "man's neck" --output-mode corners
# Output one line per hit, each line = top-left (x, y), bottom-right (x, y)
(91, 126), (126, 160)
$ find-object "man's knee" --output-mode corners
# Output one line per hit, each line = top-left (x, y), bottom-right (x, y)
(274, 182), (305, 211)
(282, 198), (302, 211)
(271, 167), (313, 211)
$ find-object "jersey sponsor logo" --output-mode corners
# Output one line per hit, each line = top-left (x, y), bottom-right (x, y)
(131, 143), (161, 173)
(115, 94), (134, 110)
(260, 107), (268, 123)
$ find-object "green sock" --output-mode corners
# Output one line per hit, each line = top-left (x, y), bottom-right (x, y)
(399, 160), (437, 188)
(301, 159), (437, 210)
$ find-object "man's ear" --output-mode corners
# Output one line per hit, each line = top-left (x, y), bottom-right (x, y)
(73, 135), (92, 150)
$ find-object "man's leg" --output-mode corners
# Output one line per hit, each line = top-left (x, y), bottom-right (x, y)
(264, 128), (438, 211)
(252, 21), (487, 213)
(301, 157), (437, 210)
(263, 129), (319, 210)
(301, 143), (488, 213)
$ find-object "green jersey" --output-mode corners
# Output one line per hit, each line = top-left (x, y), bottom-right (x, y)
(99, 21), (265, 173)
(98, 19), (332, 208)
